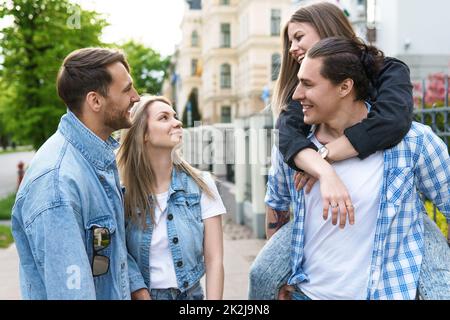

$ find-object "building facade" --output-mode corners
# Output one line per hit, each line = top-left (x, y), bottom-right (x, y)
(164, 0), (450, 124)
(371, 0), (450, 80)
(165, 0), (293, 125)
(293, 0), (450, 79)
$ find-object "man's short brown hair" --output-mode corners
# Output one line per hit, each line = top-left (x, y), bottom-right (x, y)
(57, 48), (130, 115)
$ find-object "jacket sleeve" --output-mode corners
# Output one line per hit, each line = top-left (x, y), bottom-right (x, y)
(265, 146), (292, 211)
(127, 252), (147, 293)
(31, 205), (96, 299)
(277, 99), (318, 171)
(344, 57), (414, 159)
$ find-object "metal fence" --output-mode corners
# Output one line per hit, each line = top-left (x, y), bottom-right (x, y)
(414, 105), (450, 147)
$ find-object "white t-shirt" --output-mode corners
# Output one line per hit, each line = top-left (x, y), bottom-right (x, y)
(149, 172), (226, 289)
(299, 135), (383, 300)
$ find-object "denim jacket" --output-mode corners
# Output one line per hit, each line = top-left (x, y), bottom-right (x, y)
(12, 111), (130, 300)
(126, 169), (205, 293)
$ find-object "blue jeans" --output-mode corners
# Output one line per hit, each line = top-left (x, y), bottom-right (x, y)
(150, 282), (204, 300)
(291, 288), (312, 301)
(249, 215), (450, 300)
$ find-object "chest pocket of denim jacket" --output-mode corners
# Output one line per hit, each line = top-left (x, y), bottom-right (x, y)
(173, 194), (202, 222)
(386, 167), (414, 205)
(85, 215), (117, 265)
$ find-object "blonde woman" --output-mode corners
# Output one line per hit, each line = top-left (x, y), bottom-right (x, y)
(118, 95), (225, 300)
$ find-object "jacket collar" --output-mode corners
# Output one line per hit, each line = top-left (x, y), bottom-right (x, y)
(168, 167), (187, 196)
(58, 110), (119, 170)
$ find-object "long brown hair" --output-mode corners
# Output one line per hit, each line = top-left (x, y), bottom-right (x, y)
(272, 2), (363, 116)
(117, 95), (214, 226)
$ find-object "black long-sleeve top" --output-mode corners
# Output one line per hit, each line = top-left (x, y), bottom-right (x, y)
(277, 57), (414, 171)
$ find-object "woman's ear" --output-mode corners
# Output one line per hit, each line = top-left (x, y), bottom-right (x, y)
(339, 78), (354, 98)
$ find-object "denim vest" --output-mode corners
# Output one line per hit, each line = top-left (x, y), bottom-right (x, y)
(126, 169), (205, 293)
(12, 111), (130, 300)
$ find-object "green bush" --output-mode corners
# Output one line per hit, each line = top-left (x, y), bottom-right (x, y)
(0, 194), (15, 220)
(0, 225), (13, 248)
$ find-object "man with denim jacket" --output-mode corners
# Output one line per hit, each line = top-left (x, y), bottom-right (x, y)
(265, 38), (450, 299)
(12, 48), (140, 299)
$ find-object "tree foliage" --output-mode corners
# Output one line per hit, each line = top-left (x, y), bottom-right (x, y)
(0, 0), (107, 148)
(120, 40), (170, 96)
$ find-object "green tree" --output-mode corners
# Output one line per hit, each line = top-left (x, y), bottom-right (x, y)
(120, 40), (170, 95)
(0, 0), (107, 149)
(0, 77), (15, 149)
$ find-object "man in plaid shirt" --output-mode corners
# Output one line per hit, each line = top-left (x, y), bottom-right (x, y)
(265, 38), (450, 300)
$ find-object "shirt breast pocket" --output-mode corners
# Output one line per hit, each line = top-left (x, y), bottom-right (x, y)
(85, 215), (117, 264)
(173, 194), (202, 222)
(386, 167), (414, 205)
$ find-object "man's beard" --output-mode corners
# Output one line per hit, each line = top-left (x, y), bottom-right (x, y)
(104, 103), (133, 131)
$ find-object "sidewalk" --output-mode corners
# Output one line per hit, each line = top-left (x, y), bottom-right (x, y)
(0, 216), (265, 300)
(221, 216), (265, 300)
(0, 243), (20, 300)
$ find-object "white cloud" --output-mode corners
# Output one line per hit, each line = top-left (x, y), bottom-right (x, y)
(73, 0), (185, 57)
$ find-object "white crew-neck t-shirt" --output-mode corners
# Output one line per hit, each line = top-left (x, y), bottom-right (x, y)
(299, 135), (383, 300)
(149, 172), (226, 289)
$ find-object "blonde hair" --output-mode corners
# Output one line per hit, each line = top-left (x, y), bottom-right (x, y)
(117, 95), (214, 226)
(272, 2), (362, 116)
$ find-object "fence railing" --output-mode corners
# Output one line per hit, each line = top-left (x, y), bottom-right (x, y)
(414, 105), (450, 147)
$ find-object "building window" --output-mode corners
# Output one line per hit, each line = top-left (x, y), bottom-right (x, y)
(271, 53), (281, 81)
(220, 64), (231, 89)
(220, 0), (230, 5)
(221, 106), (232, 123)
(191, 59), (198, 76)
(191, 30), (199, 47)
(220, 23), (231, 48)
(271, 9), (281, 36)
(187, 0), (202, 10)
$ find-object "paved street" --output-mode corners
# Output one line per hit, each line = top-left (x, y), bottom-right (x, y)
(0, 151), (35, 198)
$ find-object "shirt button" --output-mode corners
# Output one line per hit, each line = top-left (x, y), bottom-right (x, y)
(173, 237), (179, 244)
(177, 261), (183, 267)
(167, 214), (173, 221)
(183, 281), (189, 288)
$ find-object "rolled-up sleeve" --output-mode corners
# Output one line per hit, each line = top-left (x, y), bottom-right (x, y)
(344, 58), (414, 159)
(265, 146), (292, 211)
(127, 253), (147, 293)
(277, 100), (317, 171)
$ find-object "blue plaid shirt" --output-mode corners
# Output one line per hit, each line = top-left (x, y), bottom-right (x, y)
(265, 122), (450, 300)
